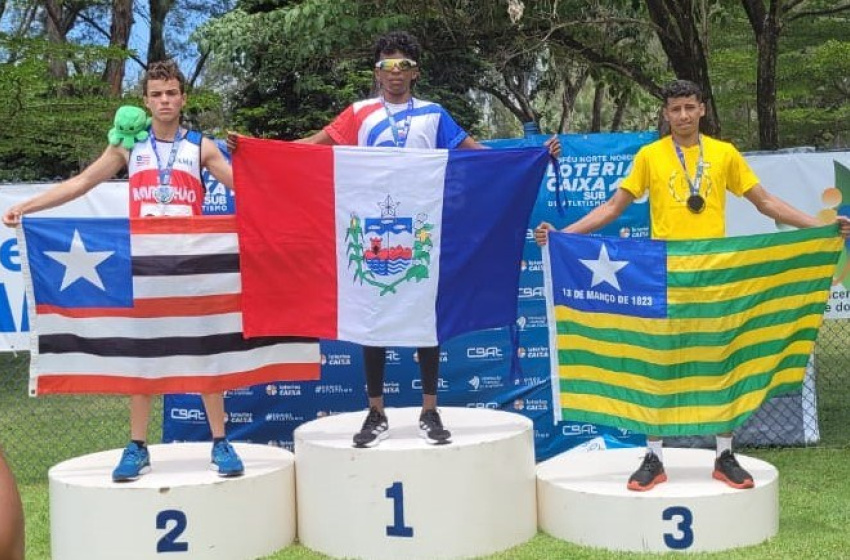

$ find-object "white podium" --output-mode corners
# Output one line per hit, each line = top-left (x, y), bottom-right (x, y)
(294, 407), (536, 560)
(537, 447), (779, 553)
(49, 442), (296, 560)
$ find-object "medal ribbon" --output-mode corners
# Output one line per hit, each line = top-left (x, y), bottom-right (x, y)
(673, 134), (704, 201)
(381, 98), (414, 148)
(149, 127), (183, 187)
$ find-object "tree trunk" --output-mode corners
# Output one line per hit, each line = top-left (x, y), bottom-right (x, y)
(557, 66), (590, 133)
(482, 86), (539, 128)
(44, 0), (74, 79)
(611, 92), (628, 132)
(742, 0), (780, 150)
(105, 0), (134, 96)
(755, 14), (779, 149)
(148, 0), (175, 64)
(187, 47), (209, 89)
(644, 0), (720, 136)
(590, 81), (605, 132)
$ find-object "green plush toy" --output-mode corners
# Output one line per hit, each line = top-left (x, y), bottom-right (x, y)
(107, 105), (151, 150)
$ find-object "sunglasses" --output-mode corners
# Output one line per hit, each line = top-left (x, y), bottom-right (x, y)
(374, 58), (418, 71)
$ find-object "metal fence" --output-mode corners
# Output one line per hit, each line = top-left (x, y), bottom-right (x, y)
(1, 320), (848, 485)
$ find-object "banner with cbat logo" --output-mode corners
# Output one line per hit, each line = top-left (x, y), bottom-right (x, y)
(162, 132), (654, 460)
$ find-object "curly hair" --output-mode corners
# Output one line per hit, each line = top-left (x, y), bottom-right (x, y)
(373, 31), (422, 63)
(660, 80), (703, 105)
(142, 60), (187, 95)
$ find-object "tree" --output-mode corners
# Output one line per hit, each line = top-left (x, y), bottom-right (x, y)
(0, 0), (235, 180)
(148, 0), (175, 63)
(741, 0), (850, 149)
(42, 0), (92, 79)
(506, 1), (671, 132)
(644, 0), (719, 135)
(104, 0), (133, 94)
(199, 1), (485, 139)
(0, 37), (121, 181)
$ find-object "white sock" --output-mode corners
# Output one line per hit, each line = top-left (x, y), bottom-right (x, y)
(716, 436), (733, 457)
(647, 439), (663, 461)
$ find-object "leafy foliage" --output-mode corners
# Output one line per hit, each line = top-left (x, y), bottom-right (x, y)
(4, 0), (850, 184)
(0, 37), (119, 181)
(711, 9), (850, 150)
(198, 4), (402, 138)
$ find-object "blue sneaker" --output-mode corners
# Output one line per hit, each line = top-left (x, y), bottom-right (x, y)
(211, 440), (244, 477)
(112, 442), (151, 482)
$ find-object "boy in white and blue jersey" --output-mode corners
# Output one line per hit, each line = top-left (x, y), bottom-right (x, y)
(298, 31), (488, 447)
(324, 95), (469, 150)
(230, 31), (559, 448)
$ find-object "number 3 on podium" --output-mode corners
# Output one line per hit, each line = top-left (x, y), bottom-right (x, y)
(663, 506), (694, 549)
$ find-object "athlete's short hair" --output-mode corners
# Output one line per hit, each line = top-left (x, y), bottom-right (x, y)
(142, 60), (187, 95)
(660, 80), (704, 104)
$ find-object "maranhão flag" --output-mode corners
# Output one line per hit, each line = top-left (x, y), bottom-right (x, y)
(19, 215), (320, 395)
(234, 138), (552, 346)
(543, 225), (842, 437)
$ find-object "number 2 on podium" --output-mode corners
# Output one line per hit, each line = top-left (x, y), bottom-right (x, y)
(385, 482), (414, 537)
(156, 509), (189, 553)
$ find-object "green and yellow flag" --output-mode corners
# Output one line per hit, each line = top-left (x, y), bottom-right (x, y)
(543, 225), (842, 436)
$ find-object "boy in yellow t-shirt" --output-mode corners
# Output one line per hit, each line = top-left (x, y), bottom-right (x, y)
(619, 133), (759, 240)
(535, 79), (850, 491)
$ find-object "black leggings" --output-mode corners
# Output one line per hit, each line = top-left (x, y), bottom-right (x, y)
(363, 345), (440, 398)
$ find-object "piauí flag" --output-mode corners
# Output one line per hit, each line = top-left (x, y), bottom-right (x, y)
(20, 215), (320, 395)
(542, 225), (842, 436)
(234, 138), (551, 346)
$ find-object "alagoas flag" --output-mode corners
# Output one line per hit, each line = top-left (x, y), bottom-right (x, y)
(543, 225), (842, 436)
(20, 215), (320, 395)
(234, 138), (552, 346)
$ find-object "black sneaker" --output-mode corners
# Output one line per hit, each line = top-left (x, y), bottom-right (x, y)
(419, 408), (452, 445)
(627, 452), (667, 491)
(713, 450), (754, 489)
(352, 407), (389, 448)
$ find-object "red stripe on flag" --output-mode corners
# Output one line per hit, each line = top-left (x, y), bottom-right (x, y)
(34, 362), (321, 395)
(129, 215), (237, 235)
(234, 139), (338, 339)
(36, 294), (241, 318)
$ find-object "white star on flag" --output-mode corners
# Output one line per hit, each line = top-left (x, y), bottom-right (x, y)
(44, 229), (114, 291)
(579, 243), (629, 290)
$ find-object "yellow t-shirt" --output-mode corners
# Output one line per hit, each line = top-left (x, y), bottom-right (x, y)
(619, 135), (760, 240)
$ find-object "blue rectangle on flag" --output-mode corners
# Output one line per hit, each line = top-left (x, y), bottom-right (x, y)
(23, 217), (134, 308)
(435, 147), (551, 341)
(548, 232), (667, 318)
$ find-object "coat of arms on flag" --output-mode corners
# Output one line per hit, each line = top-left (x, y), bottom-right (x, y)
(19, 215), (320, 396)
(347, 195), (433, 295)
(543, 225), (842, 436)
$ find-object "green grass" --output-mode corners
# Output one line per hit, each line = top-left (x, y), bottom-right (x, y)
(17, 448), (850, 559)
(4, 320), (850, 559)
(0, 354), (162, 485)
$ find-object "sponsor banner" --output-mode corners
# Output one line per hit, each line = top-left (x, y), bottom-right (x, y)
(165, 133), (655, 457)
(201, 139), (236, 215)
(6, 136), (842, 457)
